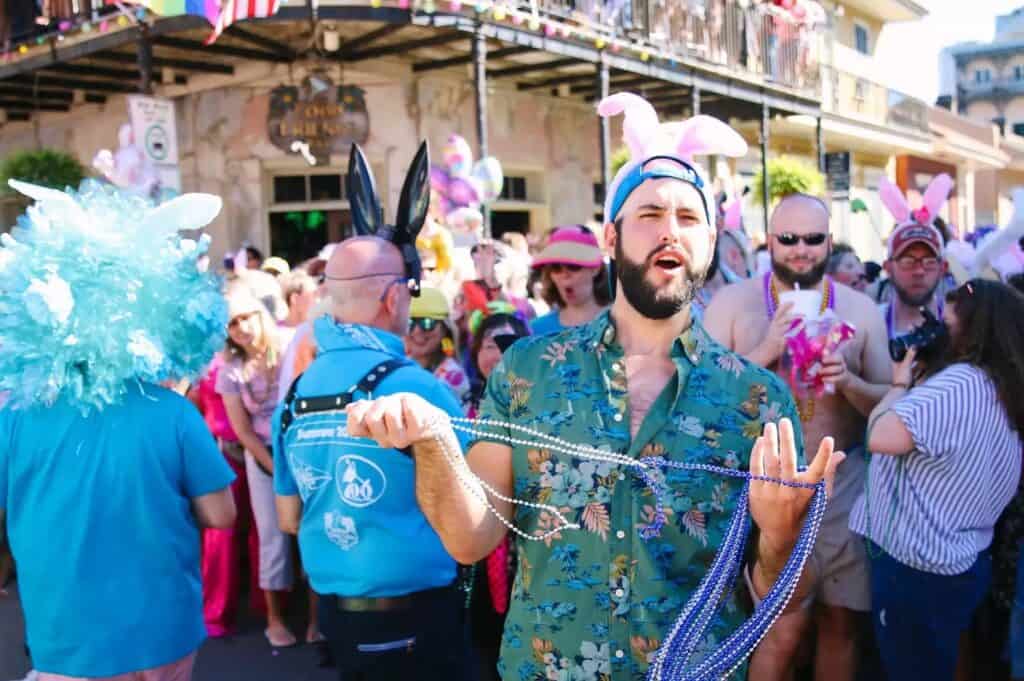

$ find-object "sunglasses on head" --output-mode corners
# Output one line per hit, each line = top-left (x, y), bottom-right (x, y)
(548, 263), (583, 274)
(409, 317), (442, 333)
(774, 232), (828, 247)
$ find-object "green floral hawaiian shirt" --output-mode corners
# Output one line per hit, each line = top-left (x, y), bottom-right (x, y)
(473, 310), (803, 681)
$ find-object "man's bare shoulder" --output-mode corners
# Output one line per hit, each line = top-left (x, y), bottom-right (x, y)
(707, 276), (763, 314)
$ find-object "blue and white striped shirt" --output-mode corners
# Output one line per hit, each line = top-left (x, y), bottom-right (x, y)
(850, 363), (1023, 575)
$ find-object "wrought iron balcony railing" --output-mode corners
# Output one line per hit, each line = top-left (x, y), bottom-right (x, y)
(527, 0), (820, 95)
(10, 0), (820, 97)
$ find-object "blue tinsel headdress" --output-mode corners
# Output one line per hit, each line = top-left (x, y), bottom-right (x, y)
(0, 178), (227, 413)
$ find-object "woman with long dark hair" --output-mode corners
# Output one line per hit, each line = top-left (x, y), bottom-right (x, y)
(850, 278), (1024, 681)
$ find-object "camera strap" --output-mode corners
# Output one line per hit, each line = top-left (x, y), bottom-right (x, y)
(885, 298), (944, 339)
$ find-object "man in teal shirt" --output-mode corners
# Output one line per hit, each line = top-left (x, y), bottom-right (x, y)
(346, 94), (844, 680)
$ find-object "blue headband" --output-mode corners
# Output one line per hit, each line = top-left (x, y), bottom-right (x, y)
(608, 155), (708, 224)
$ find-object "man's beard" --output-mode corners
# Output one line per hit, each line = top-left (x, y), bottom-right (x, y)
(772, 254), (828, 289)
(615, 240), (706, 320)
(894, 281), (938, 307)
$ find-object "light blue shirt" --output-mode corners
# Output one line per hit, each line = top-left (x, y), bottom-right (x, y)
(0, 383), (235, 677)
(273, 316), (468, 598)
(530, 310), (563, 336)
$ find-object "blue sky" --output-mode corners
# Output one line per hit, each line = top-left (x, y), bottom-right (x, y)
(876, 0), (1024, 103)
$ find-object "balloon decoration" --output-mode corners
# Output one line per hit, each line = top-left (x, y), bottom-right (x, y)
(92, 123), (161, 199)
(429, 134), (504, 236)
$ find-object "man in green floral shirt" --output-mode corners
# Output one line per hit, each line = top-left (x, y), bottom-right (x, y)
(346, 93), (844, 681)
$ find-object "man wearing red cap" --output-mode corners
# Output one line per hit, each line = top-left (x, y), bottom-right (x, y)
(530, 225), (611, 335)
(881, 223), (948, 340)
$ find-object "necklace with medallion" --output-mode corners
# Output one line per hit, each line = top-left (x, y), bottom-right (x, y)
(762, 272), (834, 422)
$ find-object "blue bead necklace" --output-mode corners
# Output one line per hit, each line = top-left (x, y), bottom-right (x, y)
(435, 416), (829, 680)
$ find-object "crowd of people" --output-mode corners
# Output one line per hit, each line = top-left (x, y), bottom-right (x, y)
(0, 92), (1023, 681)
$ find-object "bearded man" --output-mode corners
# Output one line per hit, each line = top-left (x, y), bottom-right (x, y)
(704, 193), (892, 681)
(339, 96), (843, 681)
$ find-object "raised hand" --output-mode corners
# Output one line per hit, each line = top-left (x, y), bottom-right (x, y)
(345, 392), (451, 451)
(749, 419), (845, 548)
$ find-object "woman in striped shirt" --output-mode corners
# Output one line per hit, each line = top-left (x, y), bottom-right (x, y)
(850, 278), (1024, 681)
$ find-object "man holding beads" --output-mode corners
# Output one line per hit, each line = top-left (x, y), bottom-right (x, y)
(346, 94), (843, 681)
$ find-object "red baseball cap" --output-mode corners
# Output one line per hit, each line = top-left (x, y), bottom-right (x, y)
(887, 223), (943, 259)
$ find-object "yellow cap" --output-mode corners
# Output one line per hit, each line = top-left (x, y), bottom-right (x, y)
(409, 286), (450, 320)
(261, 256), (291, 276)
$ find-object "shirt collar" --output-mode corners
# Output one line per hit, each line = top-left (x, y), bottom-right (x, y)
(312, 315), (406, 357)
(591, 309), (705, 366)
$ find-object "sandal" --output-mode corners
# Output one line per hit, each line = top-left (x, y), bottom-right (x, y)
(264, 627), (298, 648)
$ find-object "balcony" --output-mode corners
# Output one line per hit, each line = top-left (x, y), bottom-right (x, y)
(290, 0), (821, 97)
(959, 76), (1024, 103)
(2, 1), (118, 48)
(0, 0), (822, 124)
(823, 66), (929, 135)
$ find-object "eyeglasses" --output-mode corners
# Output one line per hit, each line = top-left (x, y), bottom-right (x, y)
(774, 232), (828, 247)
(548, 263), (584, 274)
(379, 277), (420, 301)
(409, 317), (442, 333)
(322, 271), (420, 298)
(894, 255), (941, 271)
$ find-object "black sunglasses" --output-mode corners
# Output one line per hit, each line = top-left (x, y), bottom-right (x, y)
(408, 317), (441, 333)
(774, 232), (828, 247)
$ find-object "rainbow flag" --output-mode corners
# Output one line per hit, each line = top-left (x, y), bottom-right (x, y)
(111, 0), (219, 21)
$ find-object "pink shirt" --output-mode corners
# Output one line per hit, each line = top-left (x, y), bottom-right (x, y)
(215, 354), (280, 444)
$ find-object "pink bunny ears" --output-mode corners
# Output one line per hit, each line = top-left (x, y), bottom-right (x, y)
(722, 197), (743, 230)
(597, 92), (748, 162)
(598, 92), (748, 223)
(879, 173), (953, 228)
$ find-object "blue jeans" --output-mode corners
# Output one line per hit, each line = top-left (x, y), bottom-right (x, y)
(1011, 542), (1024, 678)
(869, 543), (991, 681)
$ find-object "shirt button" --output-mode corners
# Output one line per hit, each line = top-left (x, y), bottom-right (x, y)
(615, 588), (625, 598)
(615, 649), (625, 659)
(613, 413), (623, 422)
(616, 530), (626, 539)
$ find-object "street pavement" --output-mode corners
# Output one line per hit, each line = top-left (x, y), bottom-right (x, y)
(1, 582), (336, 681)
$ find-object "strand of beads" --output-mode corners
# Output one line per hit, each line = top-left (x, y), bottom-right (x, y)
(425, 415), (829, 681)
(688, 482), (827, 681)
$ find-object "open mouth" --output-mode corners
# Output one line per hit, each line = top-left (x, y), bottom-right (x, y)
(564, 286), (576, 298)
(652, 251), (685, 272)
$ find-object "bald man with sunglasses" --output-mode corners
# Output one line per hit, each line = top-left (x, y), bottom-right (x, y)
(704, 193), (892, 681)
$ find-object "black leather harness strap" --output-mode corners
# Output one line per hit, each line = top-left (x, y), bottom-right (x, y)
(279, 357), (411, 439)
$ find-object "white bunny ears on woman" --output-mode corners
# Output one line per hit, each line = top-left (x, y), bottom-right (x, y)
(597, 92), (748, 224)
(879, 173), (953, 230)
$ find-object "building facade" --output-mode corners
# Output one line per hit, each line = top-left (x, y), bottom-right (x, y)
(0, 0), (827, 265)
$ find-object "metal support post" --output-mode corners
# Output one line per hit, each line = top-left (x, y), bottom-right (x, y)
(761, 101), (771, 234)
(598, 58), (611, 200)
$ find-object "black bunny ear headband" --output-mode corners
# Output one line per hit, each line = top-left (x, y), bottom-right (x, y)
(345, 142), (430, 297)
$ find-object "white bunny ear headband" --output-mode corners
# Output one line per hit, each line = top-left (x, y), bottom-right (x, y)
(598, 92), (748, 225)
